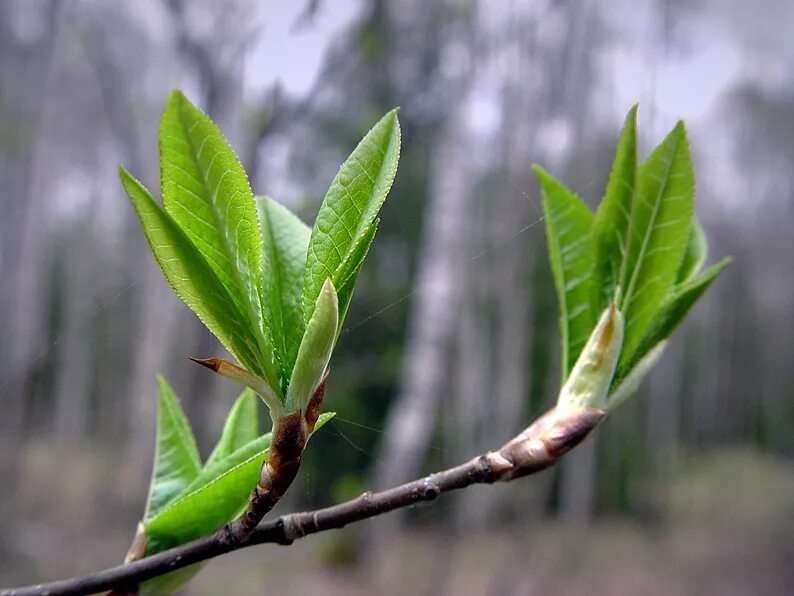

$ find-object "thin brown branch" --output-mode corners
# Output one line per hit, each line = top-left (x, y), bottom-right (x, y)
(223, 408), (309, 543)
(0, 406), (604, 596)
(215, 370), (329, 545)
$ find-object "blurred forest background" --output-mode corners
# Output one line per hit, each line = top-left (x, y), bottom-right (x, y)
(1, 1), (793, 594)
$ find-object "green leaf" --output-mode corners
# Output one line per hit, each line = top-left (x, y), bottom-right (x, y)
(144, 376), (201, 523)
(119, 167), (262, 375)
(159, 90), (278, 394)
(256, 197), (311, 389)
(205, 389), (259, 468)
(145, 442), (267, 553)
(534, 165), (596, 380)
(677, 217), (708, 283)
(303, 109), (400, 323)
(287, 279), (339, 413)
(607, 341), (667, 411)
(159, 91), (261, 317)
(187, 434), (271, 497)
(619, 121), (694, 367)
(616, 257), (730, 384)
(332, 218), (378, 336)
(594, 105), (637, 311)
(144, 412), (335, 553)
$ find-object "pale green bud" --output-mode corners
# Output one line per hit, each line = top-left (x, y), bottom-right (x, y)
(286, 278), (338, 414)
(557, 303), (624, 412)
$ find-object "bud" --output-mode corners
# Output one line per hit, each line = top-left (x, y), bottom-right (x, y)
(494, 407), (606, 481)
(286, 278), (338, 414)
(557, 303), (624, 412)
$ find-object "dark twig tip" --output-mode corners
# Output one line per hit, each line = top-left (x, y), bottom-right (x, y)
(189, 357), (220, 372)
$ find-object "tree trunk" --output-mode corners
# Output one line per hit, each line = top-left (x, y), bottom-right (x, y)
(53, 218), (98, 440)
(0, 1), (60, 435)
(369, 72), (474, 538)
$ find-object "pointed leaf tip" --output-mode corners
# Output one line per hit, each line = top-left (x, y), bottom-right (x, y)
(619, 117), (694, 366)
(594, 104), (638, 311)
(206, 389), (259, 468)
(167, 88), (185, 101)
(159, 88), (280, 395)
(189, 357), (221, 372)
(145, 377), (201, 522)
(303, 110), (400, 323)
(191, 357), (282, 413)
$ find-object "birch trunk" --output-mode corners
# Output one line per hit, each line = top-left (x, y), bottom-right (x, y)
(369, 70), (474, 537)
(0, 1), (60, 434)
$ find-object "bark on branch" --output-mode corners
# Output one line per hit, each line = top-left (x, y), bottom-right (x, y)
(0, 406), (604, 596)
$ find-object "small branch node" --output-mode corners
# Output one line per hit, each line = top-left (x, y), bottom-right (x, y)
(275, 517), (296, 545)
(421, 478), (440, 500)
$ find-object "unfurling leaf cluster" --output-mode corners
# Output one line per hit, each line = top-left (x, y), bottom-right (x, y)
(120, 90), (400, 416)
(118, 90), (399, 591)
(536, 105), (729, 410)
(143, 380), (334, 554)
(135, 378), (333, 594)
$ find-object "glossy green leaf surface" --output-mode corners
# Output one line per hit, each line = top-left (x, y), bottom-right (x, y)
(536, 106), (729, 411)
(119, 168), (262, 375)
(158, 90), (281, 395)
(594, 105), (637, 311)
(286, 279), (339, 412)
(303, 109), (400, 322)
(205, 389), (259, 468)
(144, 376), (201, 523)
(256, 197), (312, 389)
(145, 441), (269, 553)
(144, 412), (335, 553)
(534, 166), (596, 380)
(619, 122), (694, 367)
(332, 218), (378, 336)
(159, 91), (262, 331)
(616, 257), (730, 384)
